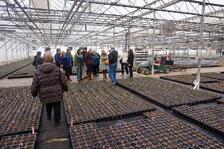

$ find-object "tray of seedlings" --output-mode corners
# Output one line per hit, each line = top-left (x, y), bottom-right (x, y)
(64, 81), (154, 125)
(172, 104), (224, 135)
(69, 111), (224, 148)
(117, 77), (221, 108)
(0, 133), (36, 149)
(196, 72), (224, 81)
(0, 86), (42, 137)
(0, 59), (33, 79)
(200, 82), (224, 94)
(160, 75), (218, 85)
(8, 64), (36, 79)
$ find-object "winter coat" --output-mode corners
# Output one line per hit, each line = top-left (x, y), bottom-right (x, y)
(100, 55), (108, 70)
(127, 53), (134, 66)
(85, 52), (93, 65)
(34, 56), (43, 69)
(108, 50), (118, 64)
(31, 63), (68, 104)
(120, 52), (128, 63)
(93, 53), (100, 65)
(74, 54), (84, 67)
(63, 53), (73, 69)
(54, 53), (62, 66)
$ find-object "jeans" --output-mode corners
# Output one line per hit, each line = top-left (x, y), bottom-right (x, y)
(109, 63), (117, 84)
(77, 66), (83, 81)
(121, 63), (128, 75)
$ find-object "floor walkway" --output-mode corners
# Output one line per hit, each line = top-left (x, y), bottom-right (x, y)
(35, 103), (71, 149)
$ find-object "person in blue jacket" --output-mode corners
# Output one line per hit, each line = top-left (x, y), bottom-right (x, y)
(63, 47), (73, 81)
(54, 48), (62, 68)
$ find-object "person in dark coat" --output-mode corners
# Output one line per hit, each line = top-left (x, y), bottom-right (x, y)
(33, 51), (43, 69)
(82, 47), (88, 79)
(108, 48), (118, 85)
(63, 47), (73, 81)
(85, 49), (94, 80)
(92, 50), (100, 77)
(74, 48), (84, 82)
(127, 49), (134, 78)
(31, 55), (68, 124)
(54, 48), (62, 68)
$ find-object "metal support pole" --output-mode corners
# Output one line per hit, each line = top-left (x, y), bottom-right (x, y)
(113, 27), (115, 48)
(151, 11), (155, 75)
(187, 48), (189, 65)
(195, 0), (206, 90)
(11, 40), (14, 60)
(16, 41), (19, 59)
(5, 41), (8, 64)
(173, 48), (175, 64)
(128, 27), (131, 49)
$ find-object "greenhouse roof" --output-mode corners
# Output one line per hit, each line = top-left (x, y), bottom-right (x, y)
(0, 0), (223, 48)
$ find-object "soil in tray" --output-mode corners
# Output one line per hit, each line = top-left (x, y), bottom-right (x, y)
(0, 59), (33, 78)
(0, 133), (36, 149)
(8, 64), (35, 78)
(161, 75), (218, 85)
(201, 82), (224, 93)
(69, 111), (224, 148)
(172, 104), (224, 134)
(198, 72), (224, 81)
(118, 77), (221, 107)
(64, 81), (154, 124)
(0, 86), (42, 136)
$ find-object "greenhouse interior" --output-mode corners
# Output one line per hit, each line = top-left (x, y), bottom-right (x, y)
(0, 0), (224, 148)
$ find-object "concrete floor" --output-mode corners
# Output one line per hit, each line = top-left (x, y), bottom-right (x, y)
(0, 66), (224, 87)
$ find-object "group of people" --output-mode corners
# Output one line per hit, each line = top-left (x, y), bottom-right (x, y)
(33, 47), (135, 84)
(31, 47), (134, 124)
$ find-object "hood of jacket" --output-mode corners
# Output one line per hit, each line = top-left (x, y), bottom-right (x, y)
(38, 63), (56, 74)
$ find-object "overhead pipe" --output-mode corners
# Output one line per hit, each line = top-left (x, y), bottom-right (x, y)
(13, 0), (48, 45)
(58, 0), (85, 45)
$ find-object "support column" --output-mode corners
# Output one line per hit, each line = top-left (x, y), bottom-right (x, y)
(195, 0), (206, 90)
(113, 27), (115, 48)
(5, 41), (8, 64)
(151, 11), (156, 75)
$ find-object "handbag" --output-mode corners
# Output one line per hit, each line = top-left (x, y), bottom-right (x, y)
(105, 59), (109, 65)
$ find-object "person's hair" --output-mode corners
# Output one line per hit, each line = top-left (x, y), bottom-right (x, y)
(88, 49), (93, 53)
(37, 51), (41, 56)
(67, 47), (72, 53)
(45, 47), (51, 51)
(56, 48), (61, 52)
(44, 55), (53, 63)
(128, 49), (133, 56)
(101, 50), (106, 56)
(77, 48), (81, 55)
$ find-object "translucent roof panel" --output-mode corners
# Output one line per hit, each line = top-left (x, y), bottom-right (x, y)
(0, 0), (223, 48)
